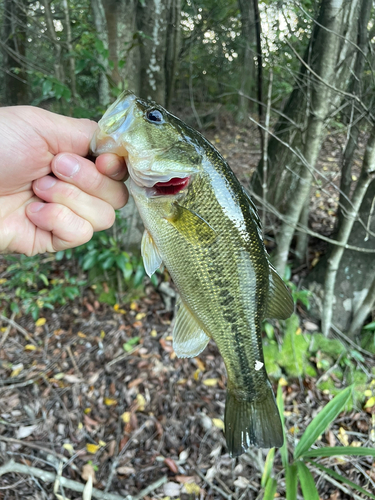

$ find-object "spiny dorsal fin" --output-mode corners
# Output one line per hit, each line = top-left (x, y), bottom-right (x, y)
(265, 264), (294, 320)
(141, 229), (163, 277)
(173, 297), (210, 358)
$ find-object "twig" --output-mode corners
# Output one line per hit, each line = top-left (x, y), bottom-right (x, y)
(310, 466), (366, 500)
(65, 344), (82, 377)
(0, 436), (79, 472)
(132, 476), (168, 500)
(0, 312), (16, 349)
(105, 346), (141, 369)
(0, 315), (38, 347)
(0, 460), (164, 500)
(330, 324), (374, 358)
(194, 467), (232, 500)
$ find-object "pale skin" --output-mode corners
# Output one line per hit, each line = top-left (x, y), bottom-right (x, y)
(0, 106), (129, 256)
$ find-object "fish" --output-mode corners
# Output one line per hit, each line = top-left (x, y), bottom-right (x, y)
(90, 91), (294, 457)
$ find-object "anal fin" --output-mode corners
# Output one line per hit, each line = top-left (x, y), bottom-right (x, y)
(173, 297), (210, 358)
(141, 229), (163, 277)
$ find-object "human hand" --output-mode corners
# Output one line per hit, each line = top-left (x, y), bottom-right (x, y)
(0, 106), (128, 255)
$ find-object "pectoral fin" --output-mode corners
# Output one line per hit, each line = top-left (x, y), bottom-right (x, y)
(265, 264), (294, 320)
(173, 297), (210, 358)
(141, 230), (163, 277)
(166, 202), (216, 245)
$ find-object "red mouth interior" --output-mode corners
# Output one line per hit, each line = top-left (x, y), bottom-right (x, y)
(154, 177), (190, 195)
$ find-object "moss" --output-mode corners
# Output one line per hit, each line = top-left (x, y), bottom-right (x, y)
(309, 333), (346, 357)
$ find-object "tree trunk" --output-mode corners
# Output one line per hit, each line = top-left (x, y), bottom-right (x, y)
(270, 0), (354, 276)
(237, 0), (257, 121)
(136, 0), (171, 105)
(252, 0), (361, 211)
(91, 0), (111, 106)
(165, 0), (181, 109)
(42, 0), (65, 82)
(2, 0), (28, 105)
(62, 0), (77, 100)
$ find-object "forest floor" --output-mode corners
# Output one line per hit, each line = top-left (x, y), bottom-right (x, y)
(0, 119), (374, 500)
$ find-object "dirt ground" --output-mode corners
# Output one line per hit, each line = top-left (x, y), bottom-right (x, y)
(0, 121), (374, 499)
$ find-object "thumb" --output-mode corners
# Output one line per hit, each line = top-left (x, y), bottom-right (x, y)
(22, 106), (99, 157)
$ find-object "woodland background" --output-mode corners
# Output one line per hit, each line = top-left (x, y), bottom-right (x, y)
(0, 1), (375, 499)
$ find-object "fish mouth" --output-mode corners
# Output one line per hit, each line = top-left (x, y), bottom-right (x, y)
(153, 177), (190, 196)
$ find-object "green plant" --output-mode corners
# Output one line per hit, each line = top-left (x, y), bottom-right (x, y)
(261, 384), (375, 499)
(56, 214), (150, 305)
(0, 255), (85, 320)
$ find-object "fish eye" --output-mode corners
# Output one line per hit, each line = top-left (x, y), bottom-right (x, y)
(146, 109), (163, 123)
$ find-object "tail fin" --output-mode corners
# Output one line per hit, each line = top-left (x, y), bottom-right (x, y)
(224, 382), (283, 457)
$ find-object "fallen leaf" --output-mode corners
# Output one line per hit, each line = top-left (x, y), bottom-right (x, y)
(86, 443), (100, 454)
(117, 465), (136, 475)
(136, 393), (146, 411)
(10, 363), (24, 378)
(81, 463), (97, 484)
(212, 418), (225, 430)
(150, 329), (158, 337)
(104, 398), (118, 406)
(163, 482), (181, 497)
(195, 358), (205, 371)
(24, 344), (37, 351)
(62, 443), (75, 455)
(135, 312), (147, 320)
(234, 476), (250, 488)
(164, 457), (178, 473)
(202, 378), (218, 386)
(35, 318), (46, 327)
(122, 411), (131, 423)
(365, 397), (375, 408)
(338, 427), (349, 446)
(64, 374), (83, 383)
(16, 425), (38, 439)
(184, 482), (200, 495)
(83, 475), (93, 500)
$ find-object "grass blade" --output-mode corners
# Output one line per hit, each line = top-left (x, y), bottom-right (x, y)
(296, 461), (319, 500)
(276, 382), (288, 469)
(302, 446), (375, 458)
(261, 447), (275, 488)
(286, 463), (298, 500)
(263, 477), (277, 500)
(294, 386), (352, 459)
(307, 459), (375, 500)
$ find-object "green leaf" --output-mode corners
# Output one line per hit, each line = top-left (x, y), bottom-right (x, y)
(307, 459), (375, 500)
(263, 477), (277, 500)
(55, 251), (65, 261)
(294, 385), (352, 459)
(302, 446), (375, 458)
(261, 447), (275, 488)
(42, 79), (52, 95)
(123, 336), (140, 352)
(102, 255), (116, 270)
(82, 250), (99, 270)
(296, 461), (319, 500)
(39, 273), (49, 286)
(363, 321), (375, 330)
(276, 382), (289, 470)
(285, 463), (298, 500)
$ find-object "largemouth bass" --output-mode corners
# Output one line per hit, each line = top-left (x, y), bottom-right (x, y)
(91, 91), (294, 457)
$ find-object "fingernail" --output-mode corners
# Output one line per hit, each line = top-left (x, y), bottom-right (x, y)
(55, 154), (80, 177)
(35, 176), (56, 190)
(28, 202), (45, 213)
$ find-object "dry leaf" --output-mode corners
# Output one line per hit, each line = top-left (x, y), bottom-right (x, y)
(16, 425), (38, 439)
(184, 482), (200, 495)
(10, 363), (24, 378)
(202, 378), (218, 386)
(164, 457), (178, 473)
(163, 482), (181, 497)
(35, 317), (46, 327)
(25, 344), (37, 351)
(117, 465), (136, 475)
(81, 463), (97, 484)
(234, 476), (250, 488)
(62, 443), (75, 456)
(64, 374), (83, 383)
(135, 312), (147, 320)
(104, 398), (118, 406)
(82, 475), (93, 500)
(212, 418), (225, 430)
(86, 443), (100, 454)
(136, 394), (146, 411)
(122, 411), (131, 423)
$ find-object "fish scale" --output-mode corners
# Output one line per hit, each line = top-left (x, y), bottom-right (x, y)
(91, 90), (294, 456)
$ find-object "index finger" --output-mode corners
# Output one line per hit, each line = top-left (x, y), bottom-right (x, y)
(51, 153), (128, 209)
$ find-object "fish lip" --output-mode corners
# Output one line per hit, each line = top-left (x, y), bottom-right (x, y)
(129, 171), (192, 198)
